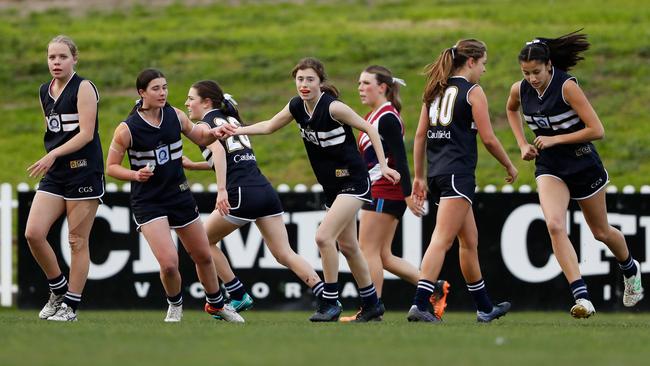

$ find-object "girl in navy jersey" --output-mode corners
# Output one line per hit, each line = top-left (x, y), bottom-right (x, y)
(227, 58), (400, 322)
(182, 80), (325, 313)
(106, 69), (243, 323)
(25, 35), (104, 322)
(506, 31), (643, 318)
(407, 39), (518, 323)
(340, 65), (426, 322)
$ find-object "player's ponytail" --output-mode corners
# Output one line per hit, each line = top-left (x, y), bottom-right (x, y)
(292, 57), (340, 98)
(423, 39), (486, 105)
(518, 30), (589, 71)
(363, 65), (405, 113)
(191, 80), (243, 123)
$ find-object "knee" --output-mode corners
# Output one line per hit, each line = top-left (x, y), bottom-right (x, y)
(273, 250), (293, 267)
(159, 262), (179, 278)
(68, 233), (88, 254)
(591, 226), (611, 243)
(315, 232), (335, 250)
(546, 219), (567, 238)
(24, 226), (46, 246)
(190, 250), (213, 267)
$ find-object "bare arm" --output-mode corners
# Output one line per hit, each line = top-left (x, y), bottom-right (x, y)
(235, 103), (294, 136)
(330, 101), (400, 183)
(182, 156), (211, 171)
(533, 80), (604, 150)
(506, 81), (538, 161)
(411, 103), (429, 206)
(469, 86), (517, 183)
(105, 123), (153, 182)
(27, 81), (98, 177)
(209, 141), (231, 215)
(176, 108), (221, 147)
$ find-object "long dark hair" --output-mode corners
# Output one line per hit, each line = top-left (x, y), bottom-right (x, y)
(518, 30), (590, 71)
(422, 39), (486, 105)
(363, 65), (403, 113)
(291, 57), (339, 98)
(191, 80), (242, 122)
(129, 68), (166, 116)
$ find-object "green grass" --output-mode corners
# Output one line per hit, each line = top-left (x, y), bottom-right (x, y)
(1, 0), (649, 188)
(1, 309), (649, 366)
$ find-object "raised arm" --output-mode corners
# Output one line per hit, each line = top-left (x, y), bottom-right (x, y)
(27, 81), (98, 177)
(506, 81), (538, 161)
(469, 85), (517, 184)
(106, 123), (152, 182)
(235, 103), (294, 136)
(329, 101), (400, 184)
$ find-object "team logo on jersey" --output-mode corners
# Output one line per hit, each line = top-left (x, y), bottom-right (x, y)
(179, 181), (190, 192)
(70, 159), (88, 169)
(300, 128), (319, 146)
(531, 114), (551, 129)
(335, 169), (350, 178)
(155, 145), (170, 165)
(575, 145), (592, 157)
(47, 115), (61, 133)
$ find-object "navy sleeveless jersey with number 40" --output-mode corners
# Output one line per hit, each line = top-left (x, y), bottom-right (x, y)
(520, 67), (602, 175)
(198, 109), (269, 189)
(426, 76), (478, 177)
(39, 73), (103, 180)
(124, 105), (189, 205)
(288, 93), (367, 190)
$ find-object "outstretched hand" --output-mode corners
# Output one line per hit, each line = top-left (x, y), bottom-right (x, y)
(212, 123), (237, 139)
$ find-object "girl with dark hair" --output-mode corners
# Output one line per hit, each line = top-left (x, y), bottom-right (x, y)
(106, 69), (243, 323)
(407, 39), (517, 323)
(224, 57), (400, 322)
(506, 31), (643, 318)
(340, 65), (423, 322)
(25, 35), (104, 322)
(182, 80), (324, 314)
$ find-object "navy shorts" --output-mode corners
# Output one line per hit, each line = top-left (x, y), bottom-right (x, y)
(324, 178), (372, 208)
(132, 194), (200, 232)
(38, 172), (105, 202)
(225, 184), (284, 226)
(428, 174), (475, 205)
(535, 165), (609, 200)
(362, 198), (407, 219)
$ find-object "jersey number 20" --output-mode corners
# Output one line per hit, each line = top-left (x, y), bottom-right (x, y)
(214, 116), (251, 152)
(429, 87), (459, 126)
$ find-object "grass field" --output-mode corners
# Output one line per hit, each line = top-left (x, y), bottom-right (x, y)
(1, 0), (649, 188)
(1, 309), (649, 366)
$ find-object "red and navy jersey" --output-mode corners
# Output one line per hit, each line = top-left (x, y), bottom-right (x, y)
(124, 104), (191, 206)
(198, 109), (269, 189)
(520, 68), (602, 175)
(358, 102), (411, 200)
(426, 76), (478, 177)
(288, 93), (368, 190)
(39, 73), (104, 180)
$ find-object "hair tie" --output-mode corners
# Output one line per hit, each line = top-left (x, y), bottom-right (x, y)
(450, 47), (457, 59)
(134, 98), (142, 106)
(223, 93), (238, 106)
(391, 77), (407, 87)
(525, 39), (542, 46)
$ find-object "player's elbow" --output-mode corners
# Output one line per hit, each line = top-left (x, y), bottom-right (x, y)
(592, 126), (605, 140)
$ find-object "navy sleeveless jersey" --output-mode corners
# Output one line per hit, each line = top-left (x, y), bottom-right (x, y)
(520, 68), (602, 175)
(198, 109), (269, 188)
(288, 93), (368, 190)
(39, 73), (103, 180)
(426, 76), (478, 177)
(124, 105), (190, 205)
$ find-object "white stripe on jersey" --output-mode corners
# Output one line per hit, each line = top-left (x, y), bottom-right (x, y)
(62, 123), (79, 131)
(170, 139), (183, 150)
(320, 135), (345, 147)
(553, 117), (581, 130)
(317, 127), (345, 139)
(130, 158), (156, 166)
(170, 150), (183, 160)
(128, 149), (155, 158)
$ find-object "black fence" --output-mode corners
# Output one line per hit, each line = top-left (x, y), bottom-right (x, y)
(17, 191), (649, 311)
